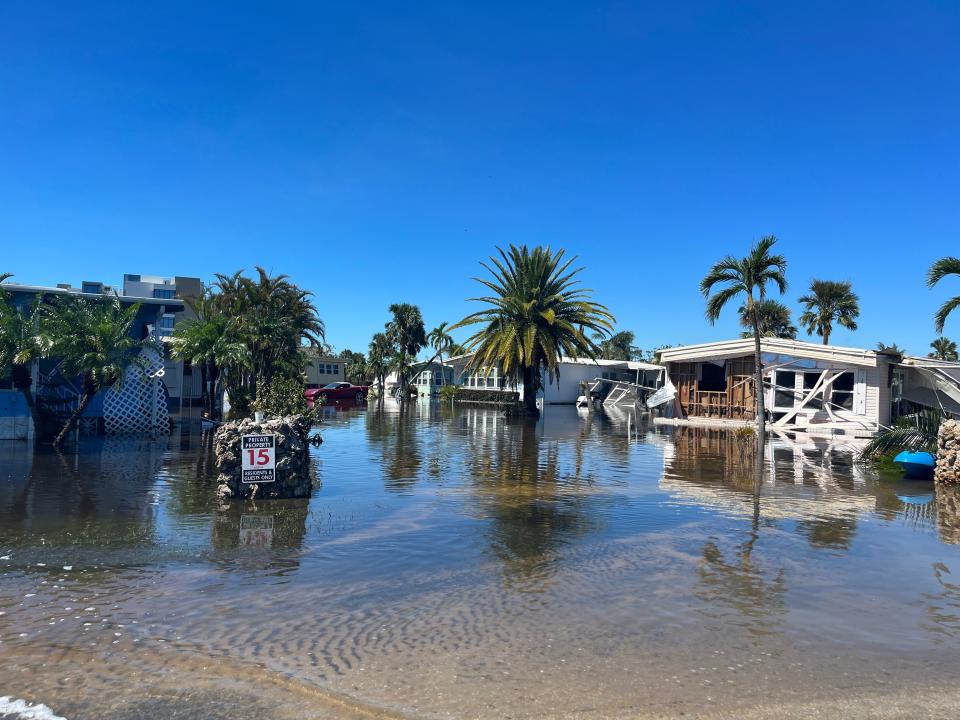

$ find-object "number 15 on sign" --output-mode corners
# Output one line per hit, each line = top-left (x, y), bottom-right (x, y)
(241, 434), (276, 483)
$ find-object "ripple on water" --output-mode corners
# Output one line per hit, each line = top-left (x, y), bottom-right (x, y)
(2, 407), (960, 718)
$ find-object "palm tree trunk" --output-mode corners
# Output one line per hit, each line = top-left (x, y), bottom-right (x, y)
(823, 326), (830, 346)
(209, 364), (221, 419)
(12, 364), (41, 434)
(53, 375), (96, 447)
(749, 294), (766, 435)
(523, 365), (540, 415)
(198, 362), (209, 417)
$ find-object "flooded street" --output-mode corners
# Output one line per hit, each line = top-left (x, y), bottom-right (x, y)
(2, 404), (960, 719)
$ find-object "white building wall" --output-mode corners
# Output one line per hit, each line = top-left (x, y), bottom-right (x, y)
(541, 362), (607, 404)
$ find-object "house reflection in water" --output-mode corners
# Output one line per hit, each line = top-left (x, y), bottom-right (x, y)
(660, 427), (875, 548)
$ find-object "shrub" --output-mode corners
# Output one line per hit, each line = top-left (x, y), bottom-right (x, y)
(439, 384), (461, 401)
(252, 375), (310, 418)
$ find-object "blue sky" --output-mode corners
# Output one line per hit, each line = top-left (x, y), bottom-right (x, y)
(1, 1), (958, 356)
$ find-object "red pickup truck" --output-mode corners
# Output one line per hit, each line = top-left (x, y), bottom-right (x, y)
(305, 382), (369, 406)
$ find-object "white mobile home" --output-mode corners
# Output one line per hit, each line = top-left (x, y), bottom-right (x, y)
(448, 353), (663, 405)
(656, 338), (960, 437)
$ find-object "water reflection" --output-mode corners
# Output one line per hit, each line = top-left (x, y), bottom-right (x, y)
(0, 437), (168, 550)
(691, 433), (788, 637)
(937, 484), (960, 545)
(211, 500), (309, 576)
(7, 407), (960, 719)
(365, 403), (423, 491)
(464, 415), (598, 589)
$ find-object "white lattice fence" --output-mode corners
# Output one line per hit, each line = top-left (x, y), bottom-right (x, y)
(103, 346), (170, 436)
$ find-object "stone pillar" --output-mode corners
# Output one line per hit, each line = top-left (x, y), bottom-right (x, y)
(935, 419), (960, 485)
(215, 415), (315, 500)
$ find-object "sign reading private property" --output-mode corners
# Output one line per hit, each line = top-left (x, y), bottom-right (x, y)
(241, 434), (276, 483)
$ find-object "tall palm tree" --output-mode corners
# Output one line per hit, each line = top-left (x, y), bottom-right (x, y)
(451, 245), (614, 415)
(701, 235), (788, 434)
(738, 299), (797, 339)
(929, 336), (959, 361)
(368, 332), (392, 400)
(928, 257), (960, 332)
(42, 296), (147, 446)
(385, 303), (427, 396)
(797, 279), (859, 345)
(426, 322), (454, 386)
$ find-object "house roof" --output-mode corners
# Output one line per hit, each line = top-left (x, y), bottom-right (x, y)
(445, 352), (662, 372)
(2, 282), (185, 309)
(556, 356), (663, 371)
(658, 338), (880, 368)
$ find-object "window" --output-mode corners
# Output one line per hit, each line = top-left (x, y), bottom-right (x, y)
(802, 372), (823, 410)
(82, 282), (101, 294)
(773, 371), (796, 408)
(159, 315), (175, 330)
(153, 288), (175, 299)
(125, 274), (141, 282)
(332, 364), (339, 374)
(831, 372), (855, 411)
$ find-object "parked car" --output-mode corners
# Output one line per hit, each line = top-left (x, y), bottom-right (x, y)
(305, 382), (369, 406)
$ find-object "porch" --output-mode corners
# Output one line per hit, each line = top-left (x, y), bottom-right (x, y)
(671, 358), (757, 421)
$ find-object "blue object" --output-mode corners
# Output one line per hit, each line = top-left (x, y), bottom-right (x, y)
(893, 451), (936, 480)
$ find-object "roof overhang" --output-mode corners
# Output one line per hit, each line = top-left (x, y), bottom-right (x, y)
(658, 338), (878, 368)
(2, 283), (185, 309)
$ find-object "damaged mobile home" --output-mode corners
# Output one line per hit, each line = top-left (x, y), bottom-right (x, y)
(652, 338), (960, 437)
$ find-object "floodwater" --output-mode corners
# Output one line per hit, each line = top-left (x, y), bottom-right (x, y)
(2, 403), (960, 719)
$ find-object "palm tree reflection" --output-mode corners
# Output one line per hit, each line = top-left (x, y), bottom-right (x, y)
(691, 432), (789, 637)
(464, 415), (596, 591)
(366, 403), (423, 492)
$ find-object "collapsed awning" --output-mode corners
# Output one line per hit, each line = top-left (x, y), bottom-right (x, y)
(902, 365), (960, 415)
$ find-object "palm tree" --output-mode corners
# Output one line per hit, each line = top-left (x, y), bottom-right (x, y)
(876, 341), (906, 356)
(447, 341), (470, 357)
(0, 295), (48, 429)
(338, 349), (369, 384)
(451, 245), (614, 415)
(0, 276), (51, 431)
(595, 330), (641, 361)
(210, 267), (324, 410)
(929, 337), (959, 361)
(797, 279), (859, 345)
(368, 332), (392, 400)
(738, 300), (797, 340)
(928, 257), (960, 332)
(42, 296), (147, 447)
(701, 235), (788, 434)
(426, 322), (454, 386)
(385, 303), (427, 396)
(171, 293), (250, 419)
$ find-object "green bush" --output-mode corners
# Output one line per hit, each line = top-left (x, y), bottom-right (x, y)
(439, 384), (461, 401)
(252, 375), (310, 417)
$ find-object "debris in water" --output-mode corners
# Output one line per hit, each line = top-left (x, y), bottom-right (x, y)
(0, 696), (67, 720)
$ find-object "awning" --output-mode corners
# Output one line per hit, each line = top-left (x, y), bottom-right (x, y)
(902, 365), (960, 415)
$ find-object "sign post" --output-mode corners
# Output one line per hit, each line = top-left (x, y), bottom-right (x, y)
(241, 434), (276, 484)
